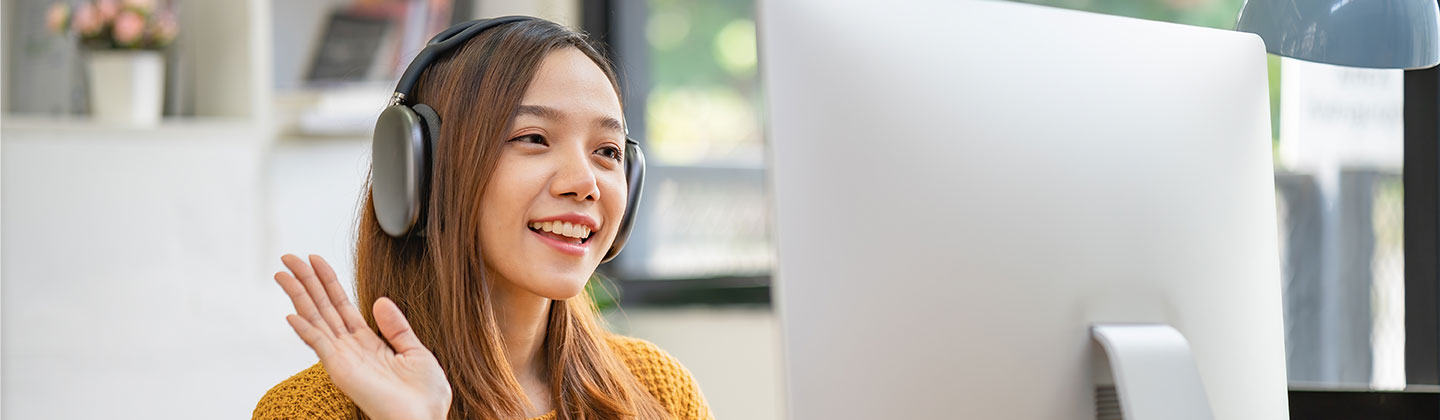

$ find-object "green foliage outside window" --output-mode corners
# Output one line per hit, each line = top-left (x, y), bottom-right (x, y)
(645, 0), (763, 166)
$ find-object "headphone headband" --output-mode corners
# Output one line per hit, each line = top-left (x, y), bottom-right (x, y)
(390, 16), (538, 106)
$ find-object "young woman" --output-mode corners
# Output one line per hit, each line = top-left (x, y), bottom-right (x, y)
(253, 17), (711, 420)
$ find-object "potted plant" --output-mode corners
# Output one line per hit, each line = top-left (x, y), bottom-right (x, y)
(48, 0), (179, 125)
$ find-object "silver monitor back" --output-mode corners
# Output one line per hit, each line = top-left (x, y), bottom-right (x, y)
(760, 0), (1288, 419)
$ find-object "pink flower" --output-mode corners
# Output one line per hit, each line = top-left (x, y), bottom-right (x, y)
(95, 0), (118, 21)
(73, 4), (102, 37)
(112, 10), (144, 46)
(45, 3), (70, 34)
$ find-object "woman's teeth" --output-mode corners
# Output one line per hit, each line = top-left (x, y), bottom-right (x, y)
(529, 221), (592, 240)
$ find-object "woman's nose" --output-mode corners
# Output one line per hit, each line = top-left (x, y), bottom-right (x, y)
(551, 147), (600, 202)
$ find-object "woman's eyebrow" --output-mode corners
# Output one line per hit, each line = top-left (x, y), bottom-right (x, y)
(596, 116), (624, 134)
(517, 104), (625, 134)
(516, 104), (563, 120)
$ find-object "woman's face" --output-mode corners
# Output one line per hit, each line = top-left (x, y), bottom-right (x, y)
(480, 47), (627, 300)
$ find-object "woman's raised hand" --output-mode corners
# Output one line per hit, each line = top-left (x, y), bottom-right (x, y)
(275, 254), (452, 420)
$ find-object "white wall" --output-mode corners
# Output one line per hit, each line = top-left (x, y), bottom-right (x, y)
(1, 119), (311, 419)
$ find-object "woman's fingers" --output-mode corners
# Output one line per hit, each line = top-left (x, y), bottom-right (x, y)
(285, 313), (335, 358)
(373, 297), (426, 355)
(309, 254), (368, 334)
(281, 254), (348, 336)
(275, 271), (327, 335)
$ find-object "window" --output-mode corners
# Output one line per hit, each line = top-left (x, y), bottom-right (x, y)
(590, 0), (771, 302)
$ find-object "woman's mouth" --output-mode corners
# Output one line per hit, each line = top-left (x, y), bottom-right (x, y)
(528, 221), (593, 244)
(528, 221), (595, 257)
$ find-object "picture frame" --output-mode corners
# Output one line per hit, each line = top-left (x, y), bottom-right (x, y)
(305, 11), (392, 85)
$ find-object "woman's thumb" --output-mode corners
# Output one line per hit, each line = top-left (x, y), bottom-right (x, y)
(374, 297), (426, 355)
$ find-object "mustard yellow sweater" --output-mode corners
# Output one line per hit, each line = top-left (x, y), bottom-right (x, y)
(253, 335), (713, 420)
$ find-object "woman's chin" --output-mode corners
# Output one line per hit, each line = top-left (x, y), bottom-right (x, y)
(526, 274), (590, 300)
(487, 252), (597, 300)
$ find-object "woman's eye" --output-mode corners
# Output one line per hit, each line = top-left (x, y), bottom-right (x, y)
(597, 146), (624, 162)
(508, 134), (547, 145)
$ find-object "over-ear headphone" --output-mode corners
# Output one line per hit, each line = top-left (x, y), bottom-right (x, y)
(371, 16), (644, 263)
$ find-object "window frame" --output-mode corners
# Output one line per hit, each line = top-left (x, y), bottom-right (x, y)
(1404, 65), (1440, 387)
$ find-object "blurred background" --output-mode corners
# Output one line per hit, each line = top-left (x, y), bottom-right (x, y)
(0, 0), (1425, 418)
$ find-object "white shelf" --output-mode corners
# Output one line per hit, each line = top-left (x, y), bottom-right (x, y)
(2, 114), (267, 144)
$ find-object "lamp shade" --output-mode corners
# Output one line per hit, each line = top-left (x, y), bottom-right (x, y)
(1235, 0), (1440, 69)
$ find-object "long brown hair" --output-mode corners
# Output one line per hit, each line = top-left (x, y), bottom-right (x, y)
(353, 19), (668, 420)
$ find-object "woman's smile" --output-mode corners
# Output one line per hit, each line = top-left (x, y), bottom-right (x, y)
(526, 213), (600, 256)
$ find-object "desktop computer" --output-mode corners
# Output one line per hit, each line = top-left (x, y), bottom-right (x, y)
(761, 0), (1286, 419)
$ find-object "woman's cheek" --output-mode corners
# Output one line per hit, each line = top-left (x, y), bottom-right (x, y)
(604, 174), (629, 243)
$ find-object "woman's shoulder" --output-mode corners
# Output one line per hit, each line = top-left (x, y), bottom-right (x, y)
(603, 334), (694, 381)
(252, 362), (357, 420)
(604, 334), (714, 420)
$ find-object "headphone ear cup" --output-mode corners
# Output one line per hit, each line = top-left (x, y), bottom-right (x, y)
(411, 104), (443, 147)
(408, 104), (441, 236)
(373, 105), (429, 238)
(603, 140), (645, 263)
(372, 104), (440, 238)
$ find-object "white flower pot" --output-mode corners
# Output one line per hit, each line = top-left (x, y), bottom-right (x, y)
(86, 50), (165, 126)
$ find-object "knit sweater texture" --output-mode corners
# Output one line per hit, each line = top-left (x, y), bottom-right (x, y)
(253, 335), (713, 420)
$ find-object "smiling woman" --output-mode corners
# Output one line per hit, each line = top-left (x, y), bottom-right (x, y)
(481, 53), (633, 299)
(252, 17), (711, 420)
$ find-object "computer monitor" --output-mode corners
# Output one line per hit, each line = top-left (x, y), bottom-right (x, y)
(760, 1), (1287, 419)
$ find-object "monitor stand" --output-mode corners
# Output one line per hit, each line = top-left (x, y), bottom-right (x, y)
(1092, 324), (1214, 420)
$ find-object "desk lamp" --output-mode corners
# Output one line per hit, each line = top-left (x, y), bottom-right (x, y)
(1235, 0), (1440, 69)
